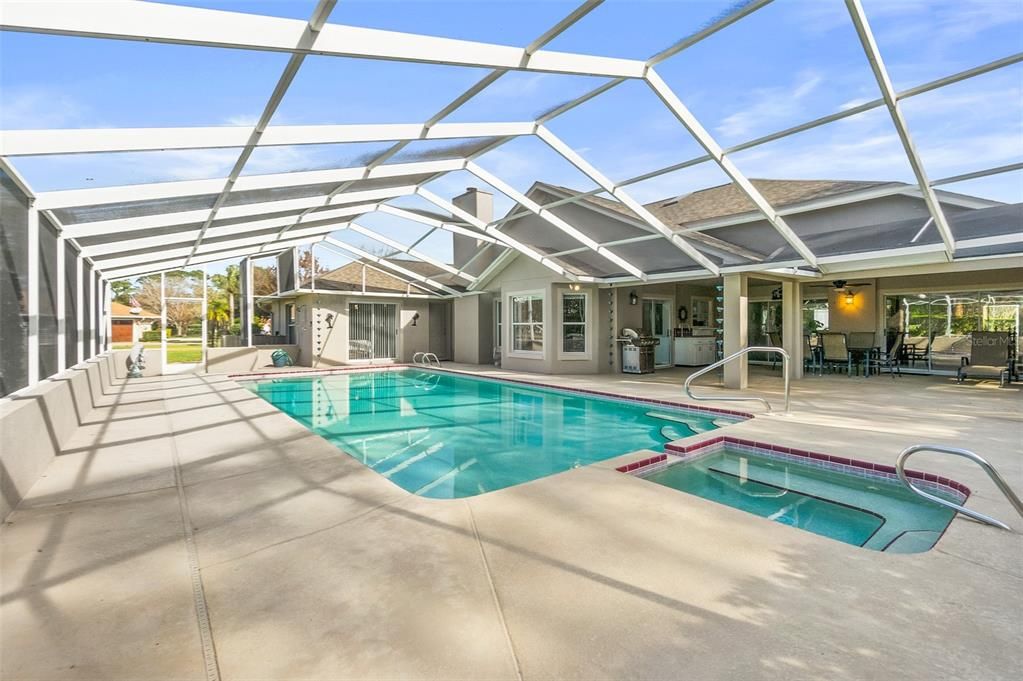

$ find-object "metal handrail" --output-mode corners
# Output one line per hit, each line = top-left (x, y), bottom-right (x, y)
(684, 346), (790, 413)
(423, 352), (441, 368)
(412, 352), (425, 365)
(896, 444), (1023, 531)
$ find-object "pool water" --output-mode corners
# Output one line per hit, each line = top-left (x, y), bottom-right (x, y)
(245, 369), (740, 498)
(642, 448), (958, 552)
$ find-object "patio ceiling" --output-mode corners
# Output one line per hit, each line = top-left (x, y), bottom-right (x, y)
(1, 0), (1020, 294)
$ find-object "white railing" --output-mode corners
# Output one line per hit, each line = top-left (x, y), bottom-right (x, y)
(683, 346), (790, 413)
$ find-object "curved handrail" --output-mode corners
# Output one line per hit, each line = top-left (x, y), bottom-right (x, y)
(422, 352), (441, 368)
(684, 346), (790, 413)
(896, 444), (1023, 531)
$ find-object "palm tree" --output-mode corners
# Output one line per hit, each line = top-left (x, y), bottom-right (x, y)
(209, 265), (240, 330)
(206, 296), (230, 346)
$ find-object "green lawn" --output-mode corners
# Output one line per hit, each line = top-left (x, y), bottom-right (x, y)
(112, 341), (202, 363)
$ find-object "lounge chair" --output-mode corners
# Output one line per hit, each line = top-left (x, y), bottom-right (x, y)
(904, 335), (929, 365)
(957, 332), (1017, 387)
(820, 333), (853, 376)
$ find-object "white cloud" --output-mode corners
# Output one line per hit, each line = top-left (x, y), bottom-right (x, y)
(715, 70), (824, 140)
(0, 87), (87, 128)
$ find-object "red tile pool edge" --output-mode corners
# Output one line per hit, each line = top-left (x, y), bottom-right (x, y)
(230, 364), (755, 421)
(639, 435), (972, 498)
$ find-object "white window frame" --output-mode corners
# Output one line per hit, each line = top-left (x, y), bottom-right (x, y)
(507, 289), (545, 359)
(558, 288), (591, 360)
(494, 298), (503, 350)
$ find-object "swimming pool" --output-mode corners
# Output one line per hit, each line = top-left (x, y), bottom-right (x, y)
(631, 440), (961, 553)
(243, 368), (743, 498)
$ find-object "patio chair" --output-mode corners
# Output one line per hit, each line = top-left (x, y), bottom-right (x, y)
(847, 331), (878, 376)
(803, 335), (820, 376)
(904, 335), (929, 365)
(820, 333), (853, 376)
(875, 333), (903, 379)
(957, 331), (1017, 387)
(767, 332), (782, 370)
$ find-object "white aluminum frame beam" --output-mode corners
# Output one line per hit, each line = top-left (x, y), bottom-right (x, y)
(642, 70), (819, 267)
(492, 52), (1023, 232)
(77, 204), (376, 257)
(27, 204), (39, 385)
(185, 0), (338, 265)
(845, 0), (955, 258)
(375, 204), (501, 245)
(320, 237), (462, 296)
(534, 125), (721, 275)
(465, 160), (648, 280)
(32, 158), (465, 210)
(101, 234), (325, 280)
(60, 186), (413, 239)
(92, 222), (344, 270)
(0, 122), (537, 157)
(344, 222), (476, 283)
(415, 187), (577, 281)
(0, 1), (648, 78)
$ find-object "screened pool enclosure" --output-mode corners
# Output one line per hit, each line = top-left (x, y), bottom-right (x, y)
(1, 0), (1020, 395)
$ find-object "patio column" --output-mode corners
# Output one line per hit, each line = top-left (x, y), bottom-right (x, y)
(722, 273), (748, 389)
(781, 280), (804, 379)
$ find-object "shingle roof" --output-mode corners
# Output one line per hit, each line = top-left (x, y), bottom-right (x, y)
(110, 301), (160, 318)
(539, 179), (900, 228)
(301, 257), (461, 294)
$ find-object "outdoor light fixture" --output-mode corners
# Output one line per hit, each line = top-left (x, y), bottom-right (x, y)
(569, 283), (582, 291)
(629, 290), (638, 305)
(844, 290), (855, 306)
(411, 312), (420, 327)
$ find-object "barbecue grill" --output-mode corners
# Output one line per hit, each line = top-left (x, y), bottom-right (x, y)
(616, 328), (660, 374)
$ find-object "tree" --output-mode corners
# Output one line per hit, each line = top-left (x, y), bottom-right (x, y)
(252, 264), (278, 297)
(298, 249), (328, 284)
(134, 270), (203, 337)
(110, 280), (137, 305)
(209, 264), (240, 330)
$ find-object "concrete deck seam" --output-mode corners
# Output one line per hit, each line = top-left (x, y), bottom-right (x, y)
(934, 546), (1023, 581)
(467, 500), (524, 681)
(163, 384), (223, 681)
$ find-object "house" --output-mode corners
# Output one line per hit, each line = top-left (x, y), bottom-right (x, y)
(109, 301), (160, 343)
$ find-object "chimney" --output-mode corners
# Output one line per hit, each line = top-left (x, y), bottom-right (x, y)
(451, 187), (493, 269)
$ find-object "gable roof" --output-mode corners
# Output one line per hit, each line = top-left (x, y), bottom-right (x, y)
(539, 179), (899, 229)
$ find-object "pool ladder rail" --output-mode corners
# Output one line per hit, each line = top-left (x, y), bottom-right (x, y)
(412, 352), (442, 368)
(684, 346), (790, 414)
(896, 445), (1023, 532)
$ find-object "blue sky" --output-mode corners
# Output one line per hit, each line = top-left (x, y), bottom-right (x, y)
(2, 0), (1020, 275)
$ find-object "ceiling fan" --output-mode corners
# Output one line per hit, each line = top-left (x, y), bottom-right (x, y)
(808, 279), (872, 291)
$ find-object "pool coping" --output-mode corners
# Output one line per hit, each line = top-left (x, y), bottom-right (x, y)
(229, 363), (756, 421)
(614, 435), (971, 502)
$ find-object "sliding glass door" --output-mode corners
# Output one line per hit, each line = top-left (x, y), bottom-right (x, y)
(348, 302), (397, 360)
(883, 289), (1021, 374)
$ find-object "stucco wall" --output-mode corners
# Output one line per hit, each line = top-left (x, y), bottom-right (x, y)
(206, 345), (300, 373)
(0, 354), (122, 519)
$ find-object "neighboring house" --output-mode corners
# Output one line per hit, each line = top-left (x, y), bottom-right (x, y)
(109, 301), (159, 343)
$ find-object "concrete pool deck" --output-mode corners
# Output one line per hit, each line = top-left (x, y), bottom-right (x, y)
(1, 363), (1020, 680)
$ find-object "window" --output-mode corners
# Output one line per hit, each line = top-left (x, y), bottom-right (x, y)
(494, 299), (502, 349)
(560, 291), (589, 358)
(509, 291), (544, 357)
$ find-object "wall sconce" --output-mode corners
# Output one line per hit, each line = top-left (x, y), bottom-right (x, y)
(569, 283), (582, 291)
(844, 290), (855, 306)
(629, 290), (638, 305)
(411, 312), (420, 327)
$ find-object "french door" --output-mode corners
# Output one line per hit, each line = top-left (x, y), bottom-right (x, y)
(642, 298), (672, 367)
(348, 303), (397, 360)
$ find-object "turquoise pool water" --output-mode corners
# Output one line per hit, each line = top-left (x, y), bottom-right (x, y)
(642, 448), (958, 552)
(245, 369), (740, 498)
